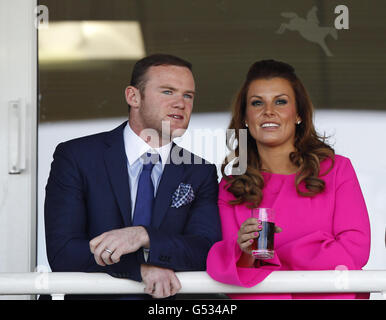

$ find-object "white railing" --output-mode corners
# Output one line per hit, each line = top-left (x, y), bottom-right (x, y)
(0, 271), (385, 300)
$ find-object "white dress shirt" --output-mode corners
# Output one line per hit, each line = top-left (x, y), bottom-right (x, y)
(123, 122), (172, 219)
(123, 122), (172, 261)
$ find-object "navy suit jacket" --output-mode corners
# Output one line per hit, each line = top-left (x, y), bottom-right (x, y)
(44, 122), (221, 290)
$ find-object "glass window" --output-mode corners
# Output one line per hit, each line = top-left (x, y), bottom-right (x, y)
(39, 0), (386, 123)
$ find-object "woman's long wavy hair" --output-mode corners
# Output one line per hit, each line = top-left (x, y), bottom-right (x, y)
(222, 60), (335, 208)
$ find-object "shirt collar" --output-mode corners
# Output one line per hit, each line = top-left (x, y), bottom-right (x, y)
(123, 122), (172, 167)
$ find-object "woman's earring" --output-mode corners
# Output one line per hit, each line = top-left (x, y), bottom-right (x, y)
(245, 123), (248, 128)
(296, 120), (302, 125)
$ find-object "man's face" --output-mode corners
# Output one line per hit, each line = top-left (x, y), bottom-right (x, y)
(129, 65), (195, 143)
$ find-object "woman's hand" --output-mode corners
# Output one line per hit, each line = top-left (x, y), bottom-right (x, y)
(237, 218), (282, 255)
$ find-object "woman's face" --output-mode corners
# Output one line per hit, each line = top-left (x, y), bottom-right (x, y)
(245, 77), (301, 150)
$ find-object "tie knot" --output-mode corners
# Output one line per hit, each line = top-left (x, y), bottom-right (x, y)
(142, 152), (161, 171)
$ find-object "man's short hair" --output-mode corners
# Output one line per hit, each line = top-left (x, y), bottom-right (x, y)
(130, 53), (193, 96)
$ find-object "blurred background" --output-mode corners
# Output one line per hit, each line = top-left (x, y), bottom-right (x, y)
(37, 0), (386, 298)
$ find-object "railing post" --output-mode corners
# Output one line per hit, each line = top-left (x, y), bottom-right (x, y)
(51, 294), (65, 300)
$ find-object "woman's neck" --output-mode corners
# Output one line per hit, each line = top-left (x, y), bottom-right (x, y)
(257, 144), (298, 175)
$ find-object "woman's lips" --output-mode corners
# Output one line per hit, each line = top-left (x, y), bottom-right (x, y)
(260, 122), (280, 129)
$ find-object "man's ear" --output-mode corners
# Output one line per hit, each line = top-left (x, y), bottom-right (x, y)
(125, 86), (141, 109)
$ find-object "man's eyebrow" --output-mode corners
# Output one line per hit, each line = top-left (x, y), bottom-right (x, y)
(159, 85), (195, 94)
(159, 85), (175, 90)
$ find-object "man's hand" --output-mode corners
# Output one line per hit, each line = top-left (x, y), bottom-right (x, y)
(89, 226), (150, 266)
(140, 264), (181, 299)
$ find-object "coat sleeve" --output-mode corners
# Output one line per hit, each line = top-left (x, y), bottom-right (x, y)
(206, 179), (281, 288)
(44, 142), (143, 281)
(277, 158), (371, 271)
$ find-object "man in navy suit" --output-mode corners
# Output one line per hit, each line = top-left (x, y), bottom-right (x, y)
(44, 54), (221, 299)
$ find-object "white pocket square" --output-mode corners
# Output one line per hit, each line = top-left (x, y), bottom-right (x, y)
(171, 183), (195, 208)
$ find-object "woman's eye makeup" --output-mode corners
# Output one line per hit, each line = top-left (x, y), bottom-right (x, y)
(251, 99), (288, 106)
(275, 99), (287, 105)
(251, 100), (263, 106)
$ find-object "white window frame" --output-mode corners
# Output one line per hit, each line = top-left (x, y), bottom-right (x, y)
(0, 0), (38, 299)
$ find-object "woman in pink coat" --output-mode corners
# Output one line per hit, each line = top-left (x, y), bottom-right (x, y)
(206, 60), (371, 299)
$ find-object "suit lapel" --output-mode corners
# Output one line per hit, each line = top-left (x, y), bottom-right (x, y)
(103, 122), (132, 227)
(151, 144), (185, 228)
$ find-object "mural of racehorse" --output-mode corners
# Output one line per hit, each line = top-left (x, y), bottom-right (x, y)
(276, 6), (338, 57)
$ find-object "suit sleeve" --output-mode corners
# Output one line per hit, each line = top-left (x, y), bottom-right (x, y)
(206, 179), (281, 287)
(143, 165), (222, 271)
(44, 142), (143, 281)
(277, 158), (371, 271)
